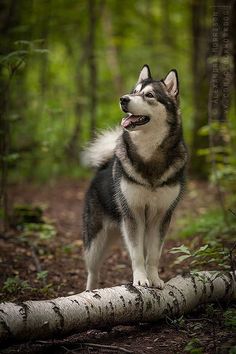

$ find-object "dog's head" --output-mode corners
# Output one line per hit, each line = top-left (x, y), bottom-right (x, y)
(120, 65), (179, 131)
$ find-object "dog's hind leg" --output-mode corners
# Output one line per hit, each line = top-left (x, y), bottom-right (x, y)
(84, 228), (110, 290)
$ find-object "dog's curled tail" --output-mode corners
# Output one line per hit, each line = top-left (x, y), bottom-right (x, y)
(82, 126), (122, 168)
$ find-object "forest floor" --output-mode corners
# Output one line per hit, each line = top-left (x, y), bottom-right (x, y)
(0, 179), (235, 354)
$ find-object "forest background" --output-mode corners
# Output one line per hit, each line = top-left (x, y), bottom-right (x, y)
(0, 0), (236, 274)
(0, 0), (235, 189)
(0, 0), (236, 352)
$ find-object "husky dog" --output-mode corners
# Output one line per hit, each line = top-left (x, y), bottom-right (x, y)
(83, 65), (187, 290)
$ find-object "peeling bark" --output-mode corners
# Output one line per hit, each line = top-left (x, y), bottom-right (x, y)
(0, 271), (235, 345)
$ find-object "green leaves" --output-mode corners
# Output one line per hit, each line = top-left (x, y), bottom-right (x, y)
(36, 270), (48, 281)
(11, 204), (56, 244)
(169, 244), (191, 255)
(21, 223), (56, 241)
(224, 308), (236, 329)
(3, 153), (20, 163)
(2, 276), (30, 295)
(0, 50), (28, 65)
(176, 209), (236, 240)
(184, 338), (203, 354)
(170, 242), (231, 270)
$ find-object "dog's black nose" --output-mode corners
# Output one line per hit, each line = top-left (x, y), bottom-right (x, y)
(120, 96), (130, 105)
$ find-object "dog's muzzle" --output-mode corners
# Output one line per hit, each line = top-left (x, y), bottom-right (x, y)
(120, 95), (130, 113)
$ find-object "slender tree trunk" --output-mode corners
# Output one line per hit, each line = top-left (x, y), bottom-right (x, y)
(65, 58), (85, 162)
(207, 0), (234, 221)
(0, 83), (9, 232)
(88, 0), (97, 139)
(208, 0), (233, 124)
(190, 0), (209, 178)
(160, 0), (173, 46)
(102, 3), (123, 96)
(39, 1), (51, 98)
(233, 1), (236, 102)
(0, 271), (235, 344)
(0, 0), (19, 232)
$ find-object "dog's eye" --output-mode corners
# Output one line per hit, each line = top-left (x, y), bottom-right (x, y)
(145, 92), (154, 98)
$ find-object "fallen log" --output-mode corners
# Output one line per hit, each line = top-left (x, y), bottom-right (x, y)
(0, 271), (235, 345)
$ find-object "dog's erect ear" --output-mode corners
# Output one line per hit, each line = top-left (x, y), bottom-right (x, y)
(136, 65), (152, 85)
(163, 69), (179, 97)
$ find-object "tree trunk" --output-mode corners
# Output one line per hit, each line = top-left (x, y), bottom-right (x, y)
(190, 0), (209, 178)
(65, 53), (86, 163)
(207, 0), (234, 221)
(0, 271), (235, 345)
(232, 1), (236, 102)
(88, 0), (97, 139)
(0, 0), (19, 232)
(102, 3), (123, 96)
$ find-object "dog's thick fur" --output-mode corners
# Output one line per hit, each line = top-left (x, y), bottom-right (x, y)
(83, 65), (187, 290)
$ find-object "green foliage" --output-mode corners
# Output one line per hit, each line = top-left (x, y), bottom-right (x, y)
(12, 204), (43, 226)
(62, 244), (74, 254)
(2, 276), (30, 295)
(1, 274), (55, 298)
(36, 270), (48, 281)
(184, 338), (203, 354)
(11, 204), (56, 243)
(224, 308), (236, 329)
(165, 315), (185, 329)
(1, 0), (194, 182)
(176, 209), (236, 241)
(21, 223), (56, 241)
(170, 242), (231, 270)
(170, 207), (236, 271)
(198, 122), (236, 192)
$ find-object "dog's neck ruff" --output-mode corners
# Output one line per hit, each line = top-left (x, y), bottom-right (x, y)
(128, 125), (168, 161)
(115, 129), (187, 189)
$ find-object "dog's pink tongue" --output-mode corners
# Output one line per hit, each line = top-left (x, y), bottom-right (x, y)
(121, 115), (138, 128)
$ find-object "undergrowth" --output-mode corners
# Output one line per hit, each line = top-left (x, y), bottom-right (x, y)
(171, 207), (236, 353)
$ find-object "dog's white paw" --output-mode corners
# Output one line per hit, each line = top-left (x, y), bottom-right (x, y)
(133, 272), (150, 287)
(147, 269), (165, 289)
(151, 277), (164, 289)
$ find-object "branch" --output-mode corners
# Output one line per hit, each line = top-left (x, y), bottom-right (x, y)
(0, 271), (235, 345)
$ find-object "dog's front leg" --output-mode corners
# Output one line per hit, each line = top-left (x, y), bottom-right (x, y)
(121, 217), (149, 287)
(145, 223), (165, 289)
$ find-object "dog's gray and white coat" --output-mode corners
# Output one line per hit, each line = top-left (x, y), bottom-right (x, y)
(83, 65), (188, 290)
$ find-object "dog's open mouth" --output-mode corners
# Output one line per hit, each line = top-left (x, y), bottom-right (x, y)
(121, 114), (150, 129)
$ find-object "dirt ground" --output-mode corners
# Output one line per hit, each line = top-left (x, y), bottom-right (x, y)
(0, 179), (235, 353)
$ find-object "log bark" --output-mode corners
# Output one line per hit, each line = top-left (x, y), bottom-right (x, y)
(0, 271), (235, 345)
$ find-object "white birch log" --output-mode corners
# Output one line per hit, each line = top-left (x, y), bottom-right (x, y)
(0, 271), (235, 344)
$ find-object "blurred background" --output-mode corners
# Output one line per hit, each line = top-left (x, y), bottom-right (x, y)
(0, 0), (235, 184)
(0, 2), (236, 350)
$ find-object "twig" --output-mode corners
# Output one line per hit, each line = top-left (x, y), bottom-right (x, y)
(30, 245), (42, 273)
(61, 346), (78, 354)
(229, 243), (236, 282)
(187, 317), (214, 323)
(82, 342), (133, 353)
(35, 340), (133, 354)
(228, 209), (236, 217)
(30, 245), (47, 286)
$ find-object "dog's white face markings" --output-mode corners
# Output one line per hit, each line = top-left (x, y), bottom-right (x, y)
(140, 84), (154, 96)
(127, 84), (160, 117)
(124, 83), (169, 159)
(133, 84), (153, 96)
(134, 83), (142, 93)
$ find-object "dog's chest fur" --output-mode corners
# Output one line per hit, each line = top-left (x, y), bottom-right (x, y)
(120, 177), (180, 219)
